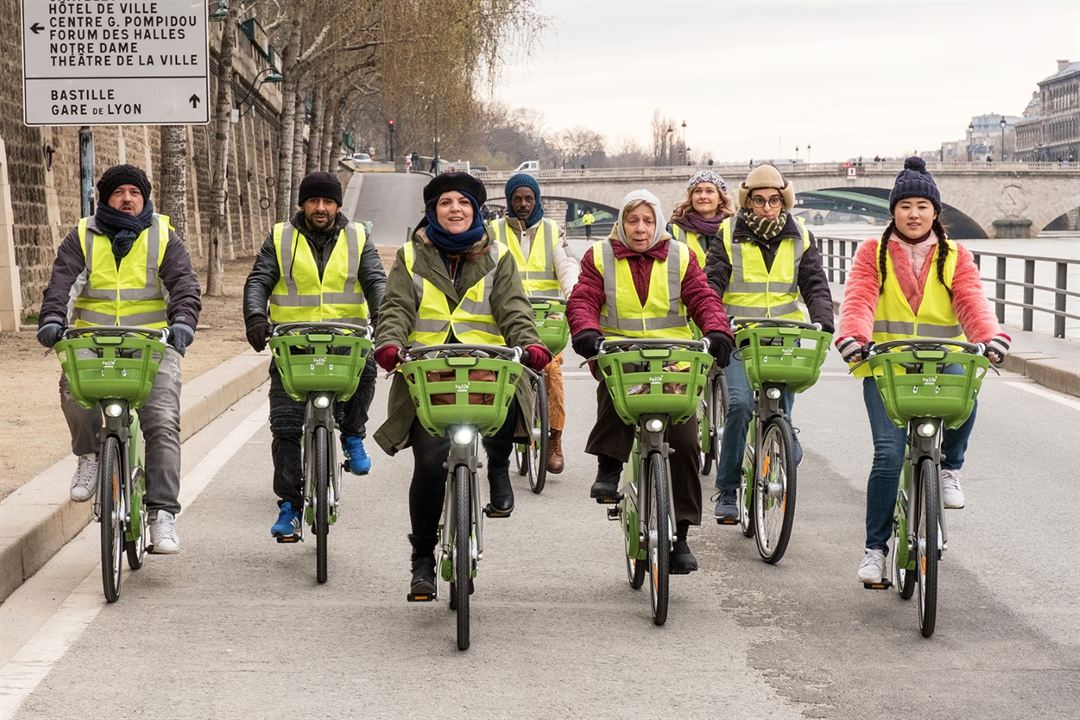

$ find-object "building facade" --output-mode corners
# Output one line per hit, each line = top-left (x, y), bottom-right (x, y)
(1014, 60), (1080, 162)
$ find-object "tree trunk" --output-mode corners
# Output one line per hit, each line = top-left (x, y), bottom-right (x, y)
(205, 4), (239, 296)
(305, 86), (323, 175)
(275, 16), (302, 219)
(290, 83), (307, 205)
(323, 96), (345, 172)
(159, 125), (188, 243)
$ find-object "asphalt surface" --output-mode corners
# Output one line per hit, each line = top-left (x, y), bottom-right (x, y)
(2, 346), (1077, 719)
(351, 172), (430, 247)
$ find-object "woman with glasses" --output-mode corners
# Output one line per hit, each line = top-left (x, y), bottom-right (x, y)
(704, 164), (834, 523)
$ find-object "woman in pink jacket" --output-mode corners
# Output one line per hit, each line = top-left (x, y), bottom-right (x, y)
(836, 157), (1011, 584)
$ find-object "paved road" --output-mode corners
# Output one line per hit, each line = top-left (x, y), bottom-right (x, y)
(2, 351), (1078, 719)
(350, 172), (430, 247)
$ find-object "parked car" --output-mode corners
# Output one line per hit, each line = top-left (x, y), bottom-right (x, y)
(352, 152), (373, 163)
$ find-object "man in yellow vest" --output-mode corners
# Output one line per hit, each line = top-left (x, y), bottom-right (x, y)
(582, 209), (595, 240)
(37, 164), (202, 554)
(487, 173), (579, 473)
(243, 171), (387, 540)
(705, 164), (834, 523)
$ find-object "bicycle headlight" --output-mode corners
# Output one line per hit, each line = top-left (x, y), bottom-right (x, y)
(766, 387), (782, 400)
(645, 418), (664, 433)
(104, 403), (124, 418)
(452, 427), (475, 446)
(312, 394), (331, 409)
(916, 421), (937, 438)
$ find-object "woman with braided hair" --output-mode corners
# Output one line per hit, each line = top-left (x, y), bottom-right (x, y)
(836, 156), (1011, 584)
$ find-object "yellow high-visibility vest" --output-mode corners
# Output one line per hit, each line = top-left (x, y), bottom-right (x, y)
(403, 241), (508, 346)
(268, 222), (370, 325)
(852, 238), (962, 377)
(592, 240), (692, 340)
(489, 217), (561, 298)
(73, 214), (170, 328)
(720, 216), (809, 321)
(669, 224), (707, 269)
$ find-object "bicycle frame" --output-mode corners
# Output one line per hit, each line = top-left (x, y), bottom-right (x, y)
(894, 418), (948, 572)
(742, 382), (789, 505)
(617, 416), (677, 564)
(300, 392), (341, 532)
(439, 425), (485, 580)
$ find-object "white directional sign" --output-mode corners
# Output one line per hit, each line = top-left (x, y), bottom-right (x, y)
(21, 0), (210, 126)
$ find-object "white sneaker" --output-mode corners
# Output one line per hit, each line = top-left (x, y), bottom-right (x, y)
(941, 469), (965, 509)
(69, 454), (98, 502)
(857, 548), (887, 583)
(149, 511), (181, 554)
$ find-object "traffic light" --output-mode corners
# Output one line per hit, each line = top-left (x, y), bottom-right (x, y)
(388, 119), (395, 129)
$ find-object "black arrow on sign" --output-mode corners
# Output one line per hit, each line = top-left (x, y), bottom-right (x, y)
(30, 22), (44, 34)
(189, 94), (200, 108)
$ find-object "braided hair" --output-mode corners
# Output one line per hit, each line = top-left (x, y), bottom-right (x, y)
(877, 218), (952, 298)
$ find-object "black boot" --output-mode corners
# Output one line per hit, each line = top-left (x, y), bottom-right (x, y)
(670, 521), (698, 574)
(408, 534), (437, 597)
(485, 463), (514, 518)
(590, 454), (623, 503)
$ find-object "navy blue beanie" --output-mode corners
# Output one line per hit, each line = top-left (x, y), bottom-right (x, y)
(889, 156), (941, 213)
(504, 172), (544, 226)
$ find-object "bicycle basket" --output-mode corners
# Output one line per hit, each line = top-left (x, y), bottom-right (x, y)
(530, 299), (569, 355)
(55, 334), (166, 409)
(597, 347), (712, 425)
(268, 332), (372, 402)
(735, 325), (832, 393)
(400, 355), (523, 437)
(868, 349), (989, 429)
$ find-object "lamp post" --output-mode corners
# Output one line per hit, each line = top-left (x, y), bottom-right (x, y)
(209, 0), (229, 21)
(666, 125), (674, 166)
(234, 66), (284, 119)
(806, 143), (811, 163)
(999, 115), (1007, 162)
(685, 147), (691, 166)
(967, 122), (974, 162)
(795, 145), (800, 162)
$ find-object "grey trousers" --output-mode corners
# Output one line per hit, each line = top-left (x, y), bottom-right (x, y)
(60, 346), (183, 515)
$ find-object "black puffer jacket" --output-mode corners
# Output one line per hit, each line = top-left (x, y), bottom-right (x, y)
(243, 211), (387, 326)
(704, 213), (834, 332)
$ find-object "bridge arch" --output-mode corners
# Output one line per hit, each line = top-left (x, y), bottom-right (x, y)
(796, 186), (988, 238)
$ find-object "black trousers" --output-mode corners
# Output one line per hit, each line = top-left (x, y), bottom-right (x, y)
(407, 403), (518, 545)
(584, 383), (702, 525)
(269, 359), (377, 507)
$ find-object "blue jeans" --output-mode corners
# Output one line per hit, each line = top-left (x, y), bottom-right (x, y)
(714, 353), (798, 492)
(862, 369), (977, 551)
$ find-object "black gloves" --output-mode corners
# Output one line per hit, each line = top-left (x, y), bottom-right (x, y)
(36, 317), (66, 348)
(704, 331), (734, 368)
(168, 321), (195, 356)
(245, 315), (270, 352)
(571, 329), (604, 358)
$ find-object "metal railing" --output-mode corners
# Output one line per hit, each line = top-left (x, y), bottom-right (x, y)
(819, 237), (1079, 338)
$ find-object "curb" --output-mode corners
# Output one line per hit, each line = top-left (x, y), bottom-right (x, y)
(0, 352), (270, 602)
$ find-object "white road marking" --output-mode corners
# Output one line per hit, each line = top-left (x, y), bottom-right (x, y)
(0, 400), (269, 717)
(1005, 381), (1080, 411)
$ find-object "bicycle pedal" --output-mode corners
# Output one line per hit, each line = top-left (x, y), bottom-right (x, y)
(862, 580), (892, 590)
(606, 507), (621, 521)
(274, 534), (302, 544)
(715, 517), (738, 525)
(483, 504), (513, 519)
(593, 494), (622, 505)
(407, 591), (437, 602)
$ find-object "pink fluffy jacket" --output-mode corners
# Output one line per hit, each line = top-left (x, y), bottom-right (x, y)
(837, 237), (1003, 345)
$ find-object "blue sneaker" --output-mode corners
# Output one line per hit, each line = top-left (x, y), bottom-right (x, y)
(341, 434), (371, 475)
(271, 501), (302, 539)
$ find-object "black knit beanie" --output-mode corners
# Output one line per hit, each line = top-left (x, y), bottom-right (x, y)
(889, 157), (941, 213)
(422, 172), (487, 207)
(297, 171), (343, 206)
(97, 164), (152, 202)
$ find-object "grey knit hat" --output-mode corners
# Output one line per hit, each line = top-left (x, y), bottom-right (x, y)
(889, 156), (941, 213)
(687, 169), (727, 192)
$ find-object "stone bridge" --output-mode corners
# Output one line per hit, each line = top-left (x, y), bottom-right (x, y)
(476, 162), (1080, 239)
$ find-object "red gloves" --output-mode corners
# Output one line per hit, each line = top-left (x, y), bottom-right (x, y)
(523, 344), (552, 372)
(374, 344), (401, 372)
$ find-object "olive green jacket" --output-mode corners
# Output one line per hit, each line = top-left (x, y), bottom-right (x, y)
(372, 228), (542, 455)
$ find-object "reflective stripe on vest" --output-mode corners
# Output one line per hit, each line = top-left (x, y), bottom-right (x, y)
(490, 218), (562, 298)
(670, 224), (706, 268)
(268, 222), (370, 325)
(403, 241), (507, 345)
(592, 240), (692, 340)
(73, 214), (169, 328)
(720, 216), (807, 321)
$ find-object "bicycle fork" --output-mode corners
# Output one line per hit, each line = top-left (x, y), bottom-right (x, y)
(907, 420), (949, 553)
(444, 429), (484, 565)
(752, 384), (788, 501)
(94, 403), (132, 529)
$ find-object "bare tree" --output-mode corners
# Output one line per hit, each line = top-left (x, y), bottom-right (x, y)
(205, 1), (240, 296)
(158, 126), (188, 242)
(274, 14), (302, 218)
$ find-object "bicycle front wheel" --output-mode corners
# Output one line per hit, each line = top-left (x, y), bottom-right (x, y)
(528, 375), (549, 493)
(99, 436), (123, 603)
(753, 417), (797, 564)
(314, 427), (330, 584)
(453, 464), (472, 650)
(916, 458), (940, 637)
(647, 453), (670, 626)
(700, 372), (727, 475)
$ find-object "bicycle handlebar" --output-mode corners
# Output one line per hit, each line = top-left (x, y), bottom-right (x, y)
(867, 338), (987, 357)
(270, 321), (373, 339)
(525, 295), (566, 305)
(597, 337), (711, 355)
(402, 343), (525, 364)
(729, 317), (823, 332)
(62, 325), (169, 342)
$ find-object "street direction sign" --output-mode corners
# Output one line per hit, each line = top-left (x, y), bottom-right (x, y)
(21, 0), (210, 126)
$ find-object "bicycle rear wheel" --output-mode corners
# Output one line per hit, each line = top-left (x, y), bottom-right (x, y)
(528, 375), (549, 493)
(916, 458), (940, 637)
(99, 436), (123, 603)
(453, 464), (472, 650)
(753, 417), (797, 564)
(647, 453), (671, 626)
(700, 372), (726, 475)
(314, 427), (330, 584)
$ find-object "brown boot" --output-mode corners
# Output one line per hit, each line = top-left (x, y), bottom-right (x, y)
(547, 429), (564, 474)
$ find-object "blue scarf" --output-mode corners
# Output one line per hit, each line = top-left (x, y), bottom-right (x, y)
(95, 200), (155, 262)
(423, 191), (487, 253)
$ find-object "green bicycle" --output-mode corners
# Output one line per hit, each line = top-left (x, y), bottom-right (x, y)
(860, 338), (989, 638)
(400, 343), (524, 650)
(728, 318), (831, 564)
(54, 326), (167, 603)
(268, 321), (372, 584)
(597, 338), (713, 626)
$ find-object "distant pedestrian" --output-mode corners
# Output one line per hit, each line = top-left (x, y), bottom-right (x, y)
(412, 151), (420, 171)
(405, 152), (413, 173)
(582, 209), (595, 240)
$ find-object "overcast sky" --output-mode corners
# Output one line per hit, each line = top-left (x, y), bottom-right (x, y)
(486, 0), (1080, 162)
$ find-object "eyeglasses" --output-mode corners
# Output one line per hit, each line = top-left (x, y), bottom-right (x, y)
(751, 196), (784, 208)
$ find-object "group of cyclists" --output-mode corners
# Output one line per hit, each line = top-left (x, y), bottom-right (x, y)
(36, 156), (1010, 598)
